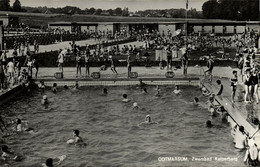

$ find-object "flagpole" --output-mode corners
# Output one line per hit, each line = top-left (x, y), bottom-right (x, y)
(185, 0), (188, 49)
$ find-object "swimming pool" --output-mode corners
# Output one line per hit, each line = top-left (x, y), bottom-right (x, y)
(1, 86), (245, 167)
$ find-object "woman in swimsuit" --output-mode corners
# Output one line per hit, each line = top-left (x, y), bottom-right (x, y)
(244, 69), (252, 103)
(250, 68), (259, 103)
(231, 71), (238, 103)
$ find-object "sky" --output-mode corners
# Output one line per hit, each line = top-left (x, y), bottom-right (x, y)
(9, 0), (208, 11)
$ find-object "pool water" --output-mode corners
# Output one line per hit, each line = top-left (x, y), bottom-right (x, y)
(0, 86), (245, 167)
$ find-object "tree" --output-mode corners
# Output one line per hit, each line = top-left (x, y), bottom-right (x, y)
(88, 8), (96, 15)
(95, 8), (102, 15)
(114, 7), (122, 16)
(202, 0), (219, 19)
(13, 0), (22, 12)
(107, 9), (113, 16)
(0, 0), (11, 11)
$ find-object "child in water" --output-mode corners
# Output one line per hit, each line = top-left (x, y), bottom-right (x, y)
(38, 80), (45, 89)
(122, 94), (130, 102)
(133, 102), (139, 109)
(52, 83), (57, 93)
(193, 97), (199, 104)
(41, 95), (49, 105)
(173, 85), (181, 95)
(1, 145), (21, 161)
(103, 88), (108, 95)
(67, 130), (84, 144)
(202, 87), (210, 96)
(13, 118), (34, 133)
(155, 86), (161, 96)
(42, 156), (66, 167)
(139, 115), (158, 125)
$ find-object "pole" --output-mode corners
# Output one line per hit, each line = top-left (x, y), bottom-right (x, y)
(0, 25), (3, 50)
(185, 0), (188, 48)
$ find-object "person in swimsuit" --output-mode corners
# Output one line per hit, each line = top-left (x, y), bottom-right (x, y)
(42, 156), (66, 167)
(1, 145), (20, 161)
(122, 94), (130, 102)
(103, 88), (108, 95)
(6, 59), (15, 88)
(67, 130), (83, 144)
(52, 83), (57, 93)
(243, 139), (259, 166)
(244, 69), (252, 103)
(231, 71), (238, 103)
(250, 68), (259, 103)
(84, 51), (90, 78)
(193, 97), (199, 104)
(204, 54), (214, 81)
(110, 58), (118, 76)
(41, 95), (49, 105)
(173, 85), (181, 95)
(76, 53), (82, 78)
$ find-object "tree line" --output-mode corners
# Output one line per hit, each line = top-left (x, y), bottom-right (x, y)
(202, 0), (259, 21)
(0, 0), (24, 12)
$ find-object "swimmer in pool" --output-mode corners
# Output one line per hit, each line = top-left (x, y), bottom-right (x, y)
(202, 87), (210, 96)
(42, 156), (66, 167)
(122, 94), (130, 102)
(139, 115), (158, 125)
(41, 95), (49, 105)
(193, 97), (199, 104)
(72, 81), (79, 90)
(38, 80), (45, 89)
(63, 85), (68, 89)
(75, 81), (79, 89)
(155, 86), (161, 96)
(173, 85), (181, 95)
(139, 79), (146, 87)
(67, 130), (83, 144)
(142, 88), (148, 93)
(209, 107), (217, 117)
(133, 102), (139, 109)
(206, 120), (213, 128)
(1, 145), (21, 161)
(103, 88), (108, 95)
(52, 83), (57, 93)
(13, 118), (34, 133)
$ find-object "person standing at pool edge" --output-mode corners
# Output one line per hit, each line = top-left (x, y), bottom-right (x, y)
(57, 49), (64, 73)
(84, 50), (90, 78)
(250, 68), (259, 103)
(204, 55), (214, 81)
(231, 71), (238, 103)
(181, 50), (188, 76)
(127, 54), (132, 78)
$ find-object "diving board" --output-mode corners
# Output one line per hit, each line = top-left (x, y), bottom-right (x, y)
(202, 78), (259, 137)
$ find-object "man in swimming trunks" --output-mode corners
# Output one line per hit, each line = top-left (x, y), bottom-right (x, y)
(204, 55), (214, 81)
